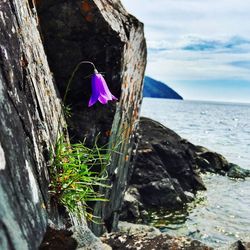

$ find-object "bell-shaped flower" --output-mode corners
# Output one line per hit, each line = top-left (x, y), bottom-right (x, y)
(88, 69), (117, 107)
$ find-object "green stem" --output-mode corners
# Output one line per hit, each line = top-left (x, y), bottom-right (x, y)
(63, 61), (96, 103)
(55, 61), (96, 143)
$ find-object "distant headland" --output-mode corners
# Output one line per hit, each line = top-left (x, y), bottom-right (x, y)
(143, 76), (183, 100)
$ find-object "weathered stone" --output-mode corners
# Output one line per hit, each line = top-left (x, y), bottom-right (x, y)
(71, 223), (104, 250)
(0, 0), (65, 248)
(101, 229), (213, 250)
(37, 0), (147, 235)
(1, 0), (137, 248)
(120, 187), (143, 221)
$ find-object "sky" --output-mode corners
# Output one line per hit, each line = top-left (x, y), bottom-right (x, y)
(122, 0), (250, 103)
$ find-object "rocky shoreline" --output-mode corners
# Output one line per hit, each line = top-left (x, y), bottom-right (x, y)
(39, 117), (250, 249)
(101, 222), (250, 250)
(1, 0), (249, 248)
(39, 221), (250, 250)
(121, 117), (250, 224)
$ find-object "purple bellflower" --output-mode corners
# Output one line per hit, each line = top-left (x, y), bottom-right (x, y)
(88, 69), (117, 107)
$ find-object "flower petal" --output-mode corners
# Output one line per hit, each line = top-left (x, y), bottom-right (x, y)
(98, 94), (109, 104)
(95, 74), (113, 100)
(88, 72), (118, 107)
(88, 75), (100, 107)
(111, 94), (118, 100)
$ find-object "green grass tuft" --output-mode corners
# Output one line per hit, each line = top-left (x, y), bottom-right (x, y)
(49, 136), (111, 220)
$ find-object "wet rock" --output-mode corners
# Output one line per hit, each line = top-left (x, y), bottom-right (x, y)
(122, 117), (249, 222)
(197, 151), (230, 174)
(227, 163), (250, 179)
(229, 240), (250, 250)
(124, 117), (206, 217)
(130, 118), (206, 194)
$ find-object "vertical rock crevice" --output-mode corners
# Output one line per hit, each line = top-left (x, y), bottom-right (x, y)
(0, 0), (146, 248)
(37, 0), (147, 235)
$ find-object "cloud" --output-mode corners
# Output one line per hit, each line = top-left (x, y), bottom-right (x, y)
(146, 38), (250, 83)
(122, 0), (250, 40)
(147, 36), (250, 53)
(182, 39), (219, 52)
(182, 36), (250, 52)
(122, 0), (250, 102)
(230, 61), (250, 69)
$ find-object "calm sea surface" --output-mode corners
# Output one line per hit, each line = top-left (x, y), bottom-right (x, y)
(141, 98), (250, 248)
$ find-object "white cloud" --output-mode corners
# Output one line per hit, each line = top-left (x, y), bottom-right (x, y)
(122, 0), (250, 40)
(122, 0), (250, 102)
(147, 47), (250, 81)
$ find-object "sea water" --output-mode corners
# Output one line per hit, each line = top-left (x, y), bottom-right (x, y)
(141, 98), (250, 248)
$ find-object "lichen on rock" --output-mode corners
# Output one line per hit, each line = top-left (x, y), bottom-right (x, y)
(37, 0), (147, 235)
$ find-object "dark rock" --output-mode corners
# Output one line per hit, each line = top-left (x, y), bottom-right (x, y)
(127, 117), (206, 212)
(120, 187), (144, 221)
(139, 178), (184, 208)
(122, 117), (249, 222)
(0, 0), (65, 248)
(152, 142), (206, 192)
(130, 118), (206, 193)
(195, 156), (212, 171)
(229, 240), (250, 250)
(37, 0), (147, 235)
(143, 76), (183, 99)
(197, 151), (230, 174)
(39, 228), (77, 250)
(227, 163), (250, 179)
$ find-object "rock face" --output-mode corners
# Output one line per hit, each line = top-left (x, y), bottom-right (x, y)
(0, 0), (146, 248)
(37, 0), (146, 145)
(37, 0), (147, 235)
(0, 0), (64, 249)
(144, 76), (183, 99)
(121, 117), (250, 222)
(128, 118), (206, 212)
